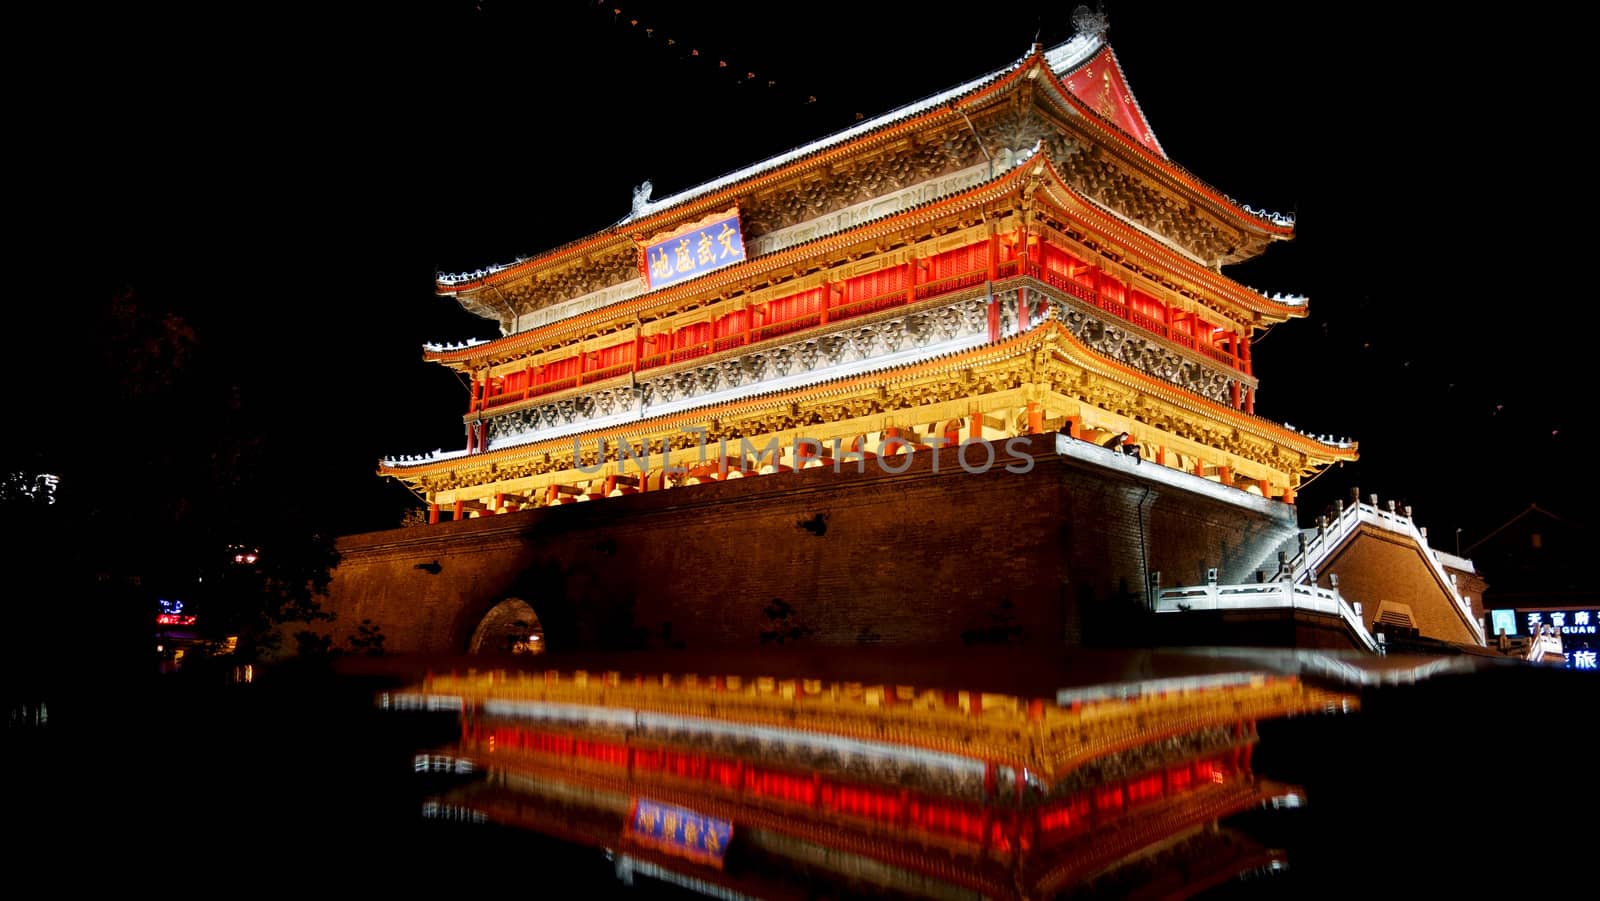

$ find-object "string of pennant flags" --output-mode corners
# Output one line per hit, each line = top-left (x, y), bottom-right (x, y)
(602, 3), (782, 88)
(586, 0), (835, 109)
(468, 1), (865, 116)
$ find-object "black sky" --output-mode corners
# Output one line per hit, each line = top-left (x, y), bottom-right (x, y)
(8, 1), (1587, 543)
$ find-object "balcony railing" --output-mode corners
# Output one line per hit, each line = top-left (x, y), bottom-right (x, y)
(1155, 582), (1378, 653)
(751, 312), (821, 343)
(1128, 310), (1167, 338)
(913, 270), (987, 301)
(595, 363), (635, 382)
(669, 342), (714, 364)
(829, 289), (908, 322)
(484, 375), (581, 407)
(1032, 265), (1244, 361)
(477, 258), (1251, 409)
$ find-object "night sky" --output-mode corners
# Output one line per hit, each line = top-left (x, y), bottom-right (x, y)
(9, 1), (1586, 546)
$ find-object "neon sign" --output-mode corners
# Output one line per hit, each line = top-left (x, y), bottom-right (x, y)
(628, 798), (732, 867)
(157, 599), (196, 626)
(1514, 609), (1597, 636)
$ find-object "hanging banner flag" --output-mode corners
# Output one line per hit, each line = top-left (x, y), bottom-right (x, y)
(639, 208), (746, 291)
(627, 797), (733, 868)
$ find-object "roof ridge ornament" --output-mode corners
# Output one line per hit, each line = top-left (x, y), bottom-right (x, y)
(1070, 4), (1108, 39)
(631, 180), (654, 217)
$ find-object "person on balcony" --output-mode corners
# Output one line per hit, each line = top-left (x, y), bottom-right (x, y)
(1102, 431), (1143, 464)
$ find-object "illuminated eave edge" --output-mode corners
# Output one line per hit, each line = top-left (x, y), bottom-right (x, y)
(383, 318), (1356, 480)
(435, 32), (1291, 298)
(423, 158), (1306, 371)
(433, 43), (1046, 296)
(1043, 46), (1295, 238)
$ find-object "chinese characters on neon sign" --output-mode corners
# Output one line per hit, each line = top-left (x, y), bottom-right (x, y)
(1519, 609), (1597, 636)
(1512, 609), (1599, 670)
(640, 209), (746, 291)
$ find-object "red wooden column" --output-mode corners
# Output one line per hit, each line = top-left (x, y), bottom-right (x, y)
(453, 499), (465, 521)
(1281, 487), (1296, 504)
(1228, 330), (1241, 372)
(493, 492), (505, 515)
(1245, 388), (1255, 414)
(1018, 230), (1036, 330)
(1218, 466), (1233, 487)
(1242, 334), (1253, 376)
(1156, 446), (1167, 466)
(1026, 402), (1043, 435)
(1230, 381), (1241, 409)
(969, 413), (983, 441)
(820, 283), (832, 325)
(428, 503), (440, 525)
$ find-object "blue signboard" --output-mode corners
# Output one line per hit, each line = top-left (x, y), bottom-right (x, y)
(642, 209), (746, 290)
(1508, 608), (1599, 670)
(1507, 608), (1598, 638)
(628, 798), (733, 867)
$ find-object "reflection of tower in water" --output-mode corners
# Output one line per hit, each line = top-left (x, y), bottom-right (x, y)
(387, 667), (1353, 899)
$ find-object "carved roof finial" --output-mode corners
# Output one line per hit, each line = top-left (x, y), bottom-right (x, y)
(631, 180), (654, 216)
(1071, 4), (1108, 39)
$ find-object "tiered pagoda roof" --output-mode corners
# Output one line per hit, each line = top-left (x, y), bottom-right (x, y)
(435, 28), (1295, 334)
(382, 18), (1353, 514)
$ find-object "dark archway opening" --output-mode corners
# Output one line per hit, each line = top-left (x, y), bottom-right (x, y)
(467, 597), (545, 656)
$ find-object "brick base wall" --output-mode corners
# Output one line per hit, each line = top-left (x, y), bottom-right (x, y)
(309, 436), (1302, 656)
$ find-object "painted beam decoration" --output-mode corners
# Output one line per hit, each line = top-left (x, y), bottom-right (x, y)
(628, 797), (733, 867)
(640, 208), (746, 290)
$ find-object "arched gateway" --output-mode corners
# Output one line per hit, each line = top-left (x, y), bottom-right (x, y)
(467, 598), (545, 656)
